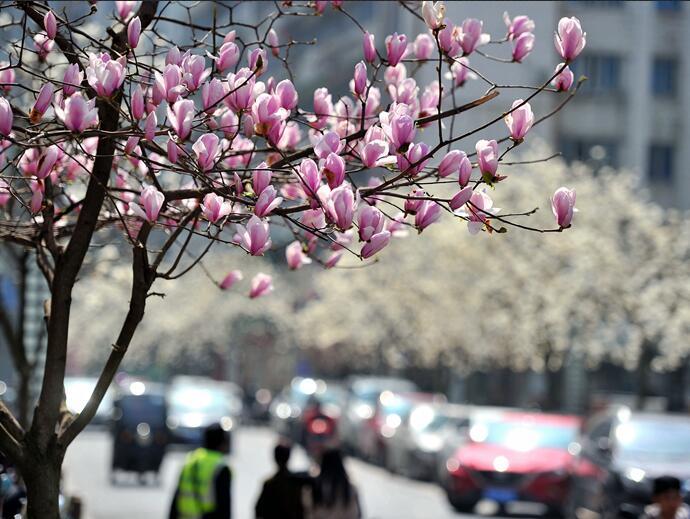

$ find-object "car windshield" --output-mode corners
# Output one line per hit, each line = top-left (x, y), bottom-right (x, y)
(615, 420), (690, 460)
(170, 387), (231, 415)
(470, 420), (577, 451)
(117, 395), (165, 424)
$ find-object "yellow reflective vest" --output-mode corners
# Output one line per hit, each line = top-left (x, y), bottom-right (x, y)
(175, 448), (229, 519)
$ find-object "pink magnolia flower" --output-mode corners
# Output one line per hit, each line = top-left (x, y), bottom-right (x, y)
(115, 1), (137, 20)
(397, 142), (430, 176)
(248, 48), (267, 75)
(458, 18), (490, 55)
(181, 53), (211, 92)
(357, 205), (385, 242)
(512, 32), (534, 63)
(447, 57), (475, 87)
(438, 150), (466, 178)
(201, 78), (226, 114)
(551, 187), (577, 228)
(214, 41), (239, 72)
(253, 163), (272, 195)
(554, 17), (586, 61)
(55, 93), (99, 133)
(167, 99), (195, 141)
(167, 136), (179, 163)
(415, 200), (441, 231)
(422, 1), (445, 30)
(225, 68), (256, 112)
(275, 79), (298, 110)
(44, 10), (57, 40)
(0, 178), (10, 207)
(353, 61), (367, 97)
(476, 139), (498, 178)
(359, 140), (392, 168)
(325, 183), (357, 230)
(218, 109), (239, 138)
(193, 133), (221, 172)
(127, 16), (141, 49)
(404, 188), (426, 215)
(385, 33), (408, 67)
(31, 83), (54, 123)
(465, 190), (498, 234)
(386, 212), (409, 238)
(267, 28), (280, 57)
(449, 186), (473, 211)
(30, 180), (44, 213)
(310, 87), (333, 129)
(254, 185), (282, 217)
(552, 63), (574, 91)
(380, 107), (416, 152)
(298, 158), (322, 200)
(361, 230), (391, 259)
(286, 241), (312, 270)
(0, 63), (16, 93)
(414, 33), (435, 60)
(438, 20), (459, 57)
(503, 12), (535, 40)
(363, 32), (376, 63)
(219, 270), (243, 290)
(249, 272), (273, 298)
(87, 53), (126, 97)
(131, 185), (165, 223)
(235, 215), (272, 256)
(153, 64), (184, 105)
(130, 85), (145, 119)
(33, 33), (54, 60)
(62, 63), (83, 97)
(251, 93), (288, 137)
(202, 193), (232, 223)
(322, 152), (345, 188)
(144, 111), (157, 141)
(458, 152), (472, 187)
(388, 77), (418, 106)
(36, 145), (59, 179)
(504, 100), (534, 141)
(314, 131), (342, 159)
(325, 250), (344, 269)
(0, 98), (12, 136)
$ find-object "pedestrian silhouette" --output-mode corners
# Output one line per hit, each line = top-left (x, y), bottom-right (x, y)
(255, 442), (312, 519)
(311, 449), (360, 519)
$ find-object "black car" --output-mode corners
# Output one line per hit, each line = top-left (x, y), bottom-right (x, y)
(110, 382), (168, 484)
(569, 408), (690, 518)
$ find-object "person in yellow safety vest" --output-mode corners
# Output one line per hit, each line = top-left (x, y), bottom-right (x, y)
(169, 424), (232, 519)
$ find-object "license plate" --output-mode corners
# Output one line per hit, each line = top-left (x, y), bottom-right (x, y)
(484, 487), (518, 503)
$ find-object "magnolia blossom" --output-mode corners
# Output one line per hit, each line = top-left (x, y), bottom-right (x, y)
(458, 18), (490, 55)
(226, 68), (256, 112)
(0, 63), (16, 93)
(286, 241), (312, 270)
(181, 53), (211, 92)
(153, 64), (184, 104)
(512, 32), (534, 63)
(214, 41), (239, 72)
(363, 32), (376, 63)
(438, 20), (459, 57)
(36, 145), (59, 180)
(325, 183), (357, 230)
(422, 1), (445, 30)
(193, 133), (221, 172)
(554, 16), (586, 61)
(62, 64), (83, 97)
(144, 111), (157, 141)
(449, 186), (473, 211)
(0, 98), (11, 137)
(55, 93), (99, 133)
(385, 33), (407, 67)
(87, 53), (126, 97)
(0, 178), (10, 207)
(358, 205), (385, 242)
(414, 33), (435, 60)
(33, 33), (54, 60)
(465, 190), (498, 234)
(30, 83), (54, 123)
(552, 63), (574, 91)
(415, 200), (441, 231)
(131, 85), (145, 119)
(235, 215), (272, 256)
(127, 16), (141, 49)
(249, 272), (273, 298)
(248, 48), (267, 75)
(503, 12), (535, 40)
(275, 80), (298, 110)
(438, 150), (468, 178)
(314, 131), (342, 159)
(268, 28), (280, 57)
(359, 140), (392, 168)
(476, 139), (498, 178)
(115, 1), (137, 20)
(504, 100), (534, 141)
(219, 270), (243, 290)
(310, 87), (333, 129)
(397, 142), (430, 177)
(44, 10), (57, 40)
(254, 186), (282, 217)
(202, 193), (232, 223)
(202, 78), (225, 114)
(30, 180), (44, 213)
(322, 153), (346, 189)
(552, 187), (577, 228)
(131, 185), (165, 223)
(361, 230), (391, 259)
(353, 61), (367, 97)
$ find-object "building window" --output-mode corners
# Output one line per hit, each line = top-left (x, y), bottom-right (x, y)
(652, 58), (677, 96)
(566, 0), (623, 6)
(570, 55), (621, 95)
(560, 138), (619, 169)
(648, 145), (674, 182)
(656, 1), (682, 11)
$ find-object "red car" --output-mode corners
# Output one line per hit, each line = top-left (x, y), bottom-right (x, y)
(443, 410), (581, 515)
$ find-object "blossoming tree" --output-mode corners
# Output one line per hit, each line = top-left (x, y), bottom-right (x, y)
(0, 0), (586, 515)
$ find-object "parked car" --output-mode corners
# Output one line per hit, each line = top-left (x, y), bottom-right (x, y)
(569, 408), (690, 518)
(443, 410), (581, 515)
(357, 391), (446, 466)
(64, 376), (115, 425)
(387, 402), (471, 480)
(166, 376), (242, 448)
(269, 377), (328, 440)
(110, 380), (168, 484)
(340, 376), (418, 455)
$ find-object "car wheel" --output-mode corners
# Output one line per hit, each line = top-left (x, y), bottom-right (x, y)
(447, 493), (477, 514)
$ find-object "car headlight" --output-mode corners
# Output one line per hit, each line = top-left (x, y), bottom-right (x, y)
(624, 467), (646, 484)
(418, 433), (443, 453)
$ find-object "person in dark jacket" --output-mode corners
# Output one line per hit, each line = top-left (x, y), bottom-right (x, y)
(255, 443), (311, 519)
(170, 424), (231, 519)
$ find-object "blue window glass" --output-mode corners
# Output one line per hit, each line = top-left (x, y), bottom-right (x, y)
(656, 1), (682, 11)
(652, 58), (677, 96)
(648, 145), (674, 182)
(570, 55), (621, 94)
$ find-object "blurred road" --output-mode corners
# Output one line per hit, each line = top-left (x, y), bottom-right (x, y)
(63, 426), (489, 519)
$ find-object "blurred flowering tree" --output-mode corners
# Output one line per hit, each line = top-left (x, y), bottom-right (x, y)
(0, 0), (586, 515)
(297, 153), (690, 408)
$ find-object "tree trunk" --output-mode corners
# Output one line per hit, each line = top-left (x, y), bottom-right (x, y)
(21, 444), (63, 519)
(543, 367), (564, 411)
(17, 367), (31, 428)
(635, 346), (654, 411)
